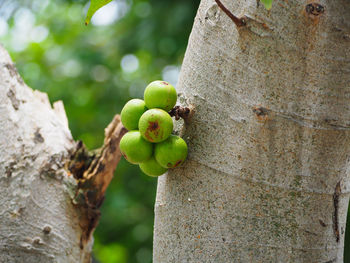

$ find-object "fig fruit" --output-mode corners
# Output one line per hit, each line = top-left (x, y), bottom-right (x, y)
(119, 131), (153, 164)
(121, 99), (147, 130)
(139, 156), (168, 177)
(155, 135), (188, 168)
(139, 109), (173, 143)
(144, 80), (177, 111)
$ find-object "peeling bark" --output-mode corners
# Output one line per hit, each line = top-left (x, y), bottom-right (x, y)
(0, 44), (125, 262)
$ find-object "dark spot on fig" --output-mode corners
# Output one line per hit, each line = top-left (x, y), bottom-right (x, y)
(145, 121), (160, 141)
(167, 162), (172, 167)
(162, 81), (169, 85)
(144, 131), (154, 142)
(148, 121), (159, 131)
(174, 160), (182, 167)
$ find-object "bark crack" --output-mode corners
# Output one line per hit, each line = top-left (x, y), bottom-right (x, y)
(332, 181), (341, 243)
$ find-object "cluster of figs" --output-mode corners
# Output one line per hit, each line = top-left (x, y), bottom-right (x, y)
(120, 80), (188, 177)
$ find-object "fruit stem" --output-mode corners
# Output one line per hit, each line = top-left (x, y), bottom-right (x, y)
(168, 106), (191, 121)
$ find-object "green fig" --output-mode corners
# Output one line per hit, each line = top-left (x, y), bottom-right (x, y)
(139, 156), (168, 177)
(139, 109), (173, 143)
(119, 131), (153, 164)
(144, 80), (177, 111)
(155, 135), (188, 168)
(121, 99), (147, 130)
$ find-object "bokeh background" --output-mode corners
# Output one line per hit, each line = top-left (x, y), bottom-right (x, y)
(0, 0), (349, 262)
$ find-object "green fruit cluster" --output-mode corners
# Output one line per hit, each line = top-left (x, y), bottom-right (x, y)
(120, 80), (188, 177)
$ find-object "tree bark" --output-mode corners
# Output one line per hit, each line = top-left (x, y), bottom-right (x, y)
(0, 44), (125, 262)
(153, 0), (350, 262)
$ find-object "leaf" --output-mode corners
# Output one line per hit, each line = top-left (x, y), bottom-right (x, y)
(260, 0), (273, 10)
(85, 0), (113, 25)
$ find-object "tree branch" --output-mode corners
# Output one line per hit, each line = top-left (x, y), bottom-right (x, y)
(214, 0), (246, 27)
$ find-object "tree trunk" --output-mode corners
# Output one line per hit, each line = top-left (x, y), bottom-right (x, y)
(0, 45), (125, 262)
(153, 0), (350, 262)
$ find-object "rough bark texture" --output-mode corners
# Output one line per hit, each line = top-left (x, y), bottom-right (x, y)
(154, 0), (350, 262)
(0, 45), (125, 262)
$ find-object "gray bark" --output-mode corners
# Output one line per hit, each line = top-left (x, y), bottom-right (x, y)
(0, 43), (126, 261)
(0, 45), (93, 262)
(153, 0), (350, 262)
(0, 44), (125, 262)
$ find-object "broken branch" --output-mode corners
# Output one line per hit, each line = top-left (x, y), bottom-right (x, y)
(66, 114), (127, 248)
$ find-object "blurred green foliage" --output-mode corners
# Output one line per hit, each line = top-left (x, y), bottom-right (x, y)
(0, 0), (199, 262)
